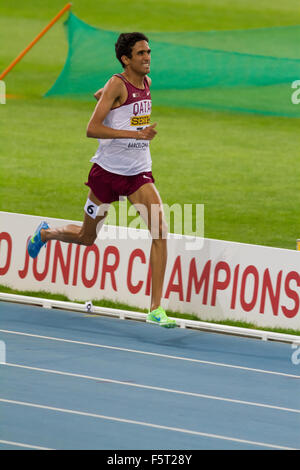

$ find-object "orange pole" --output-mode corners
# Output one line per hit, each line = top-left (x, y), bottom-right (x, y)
(0, 3), (72, 81)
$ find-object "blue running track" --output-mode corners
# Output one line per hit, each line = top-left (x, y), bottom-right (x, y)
(0, 300), (299, 450)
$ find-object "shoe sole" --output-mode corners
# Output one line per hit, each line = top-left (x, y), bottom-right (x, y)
(146, 319), (177, 328)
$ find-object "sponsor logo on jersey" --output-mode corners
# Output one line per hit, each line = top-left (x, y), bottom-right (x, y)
(130, 115), (151, 126)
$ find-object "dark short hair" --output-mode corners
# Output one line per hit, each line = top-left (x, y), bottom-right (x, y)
(115, 32), (149, 68)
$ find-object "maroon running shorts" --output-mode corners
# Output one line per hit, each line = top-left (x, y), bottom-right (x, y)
(85, 163), (155, 203)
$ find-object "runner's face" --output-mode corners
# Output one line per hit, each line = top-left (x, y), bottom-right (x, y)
(124, 40), (151, 74)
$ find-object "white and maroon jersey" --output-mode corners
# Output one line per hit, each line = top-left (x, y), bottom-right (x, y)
(90, 74), (152, 176)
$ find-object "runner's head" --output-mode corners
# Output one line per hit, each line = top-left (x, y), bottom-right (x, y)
(115, 33), (150, 73)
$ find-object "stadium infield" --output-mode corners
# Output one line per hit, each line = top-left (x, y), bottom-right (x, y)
(0, 0), (299, 251)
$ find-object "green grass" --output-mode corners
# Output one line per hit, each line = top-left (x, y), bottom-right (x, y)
(1, 284), (299, 336)
(1, 0), (300, 30)
(0, 1), (299, 245)
(1, 1), (299, 249)
(1, 97), (299, 248)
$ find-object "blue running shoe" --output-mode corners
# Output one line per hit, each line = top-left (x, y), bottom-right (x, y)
(27, 221), (49, 258)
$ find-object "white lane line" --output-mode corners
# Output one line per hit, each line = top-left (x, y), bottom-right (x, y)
(3, 362), (300, 415)
(0, 328), (299, 379)
(0, 439), (53, 450)
(0, 398), (296, 450)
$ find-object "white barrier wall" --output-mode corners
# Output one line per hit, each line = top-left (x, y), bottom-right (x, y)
(0, 211), (299, 330)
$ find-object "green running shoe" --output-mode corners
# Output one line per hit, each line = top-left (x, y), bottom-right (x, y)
(146, 306), (177, 328)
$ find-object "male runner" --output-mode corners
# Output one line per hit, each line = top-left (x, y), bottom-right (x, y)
(28, 32), (176, 328)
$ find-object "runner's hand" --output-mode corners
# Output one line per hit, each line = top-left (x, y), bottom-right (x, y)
(136, 123), (157, 140)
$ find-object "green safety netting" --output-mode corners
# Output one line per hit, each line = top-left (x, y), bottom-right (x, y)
(45, 12), (300, 117)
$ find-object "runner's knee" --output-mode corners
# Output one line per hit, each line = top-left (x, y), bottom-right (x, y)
(159, 219), (168, 239)
(151, 207), (168, 239)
